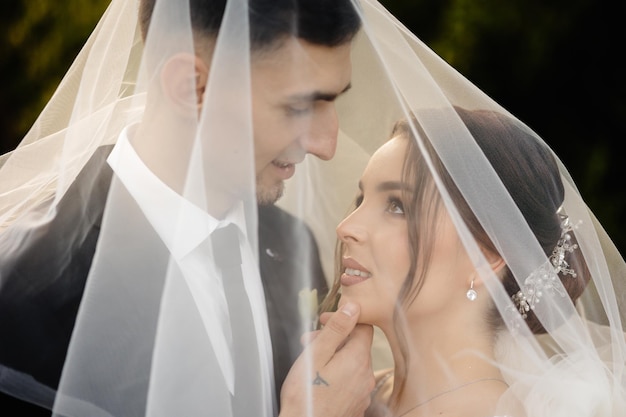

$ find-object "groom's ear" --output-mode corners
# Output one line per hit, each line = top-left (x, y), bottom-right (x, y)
(160, 53), (209, 116)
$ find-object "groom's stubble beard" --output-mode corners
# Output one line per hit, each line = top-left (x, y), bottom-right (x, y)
(256, 177), (285, 206)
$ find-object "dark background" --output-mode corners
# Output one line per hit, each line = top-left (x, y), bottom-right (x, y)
(1, 0), (624, 254)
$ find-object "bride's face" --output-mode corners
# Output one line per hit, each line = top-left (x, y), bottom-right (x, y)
(336, 135), (475, 329)
(336, 136), (411, 327)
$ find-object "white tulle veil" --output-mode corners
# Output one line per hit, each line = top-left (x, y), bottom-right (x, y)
(0, 0), (624, 416)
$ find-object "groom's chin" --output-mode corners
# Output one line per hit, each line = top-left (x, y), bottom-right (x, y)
(256, 181), (284, 206)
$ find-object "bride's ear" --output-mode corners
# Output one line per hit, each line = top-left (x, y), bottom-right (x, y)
(468, 250), (506, 290)
(482, 248), (506, 275)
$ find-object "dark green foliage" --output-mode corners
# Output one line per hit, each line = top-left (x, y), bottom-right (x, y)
(381, 0), (626, 257)
(0, 0), (109, 154)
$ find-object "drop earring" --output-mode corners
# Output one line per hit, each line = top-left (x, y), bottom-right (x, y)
(466, 278), (477, 301)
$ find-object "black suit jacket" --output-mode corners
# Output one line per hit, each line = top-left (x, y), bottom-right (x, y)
(0, 146), (327, 414)
(258, 204), (328, 405)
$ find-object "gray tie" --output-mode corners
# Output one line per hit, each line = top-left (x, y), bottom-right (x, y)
(211, 224), (263, 416)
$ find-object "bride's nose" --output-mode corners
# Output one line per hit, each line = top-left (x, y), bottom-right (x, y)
(336, 209), (367, 243)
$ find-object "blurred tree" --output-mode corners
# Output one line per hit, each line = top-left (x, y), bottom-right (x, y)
(0, 0), (109, 154)
(380, 0), (626, 256)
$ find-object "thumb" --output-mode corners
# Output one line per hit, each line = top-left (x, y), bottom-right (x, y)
(311, 302), (359, 362)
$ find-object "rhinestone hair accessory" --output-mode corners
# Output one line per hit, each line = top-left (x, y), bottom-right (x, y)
(512, 213), (580, 319)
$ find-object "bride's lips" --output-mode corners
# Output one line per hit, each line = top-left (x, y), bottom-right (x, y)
(272, 160), (296, 180)
(341, 257), (372, 286)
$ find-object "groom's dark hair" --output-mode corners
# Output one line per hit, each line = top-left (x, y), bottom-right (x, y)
(139, 0), (361, 50)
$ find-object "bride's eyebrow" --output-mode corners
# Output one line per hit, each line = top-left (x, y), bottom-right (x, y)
(376, 181), (410, 192)
(356, 180), (410, 193)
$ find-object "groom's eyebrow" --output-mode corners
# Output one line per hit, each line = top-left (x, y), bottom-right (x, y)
(288, 83), (352, 103)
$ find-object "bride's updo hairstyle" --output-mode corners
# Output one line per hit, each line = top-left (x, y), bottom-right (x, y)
(393, 107), (591, 334)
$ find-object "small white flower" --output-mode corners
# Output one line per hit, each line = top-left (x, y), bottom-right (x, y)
(298, 288), (319, 330)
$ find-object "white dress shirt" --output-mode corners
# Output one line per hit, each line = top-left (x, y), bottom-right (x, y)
(106, 127), (274, 413)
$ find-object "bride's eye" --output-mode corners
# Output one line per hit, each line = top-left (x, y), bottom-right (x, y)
(387, 197), (404, 215)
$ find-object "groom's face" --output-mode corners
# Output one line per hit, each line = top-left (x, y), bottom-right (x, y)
(250, 38), (353, 205)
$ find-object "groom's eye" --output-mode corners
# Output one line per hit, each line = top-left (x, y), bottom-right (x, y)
(286, 104), (312, 117)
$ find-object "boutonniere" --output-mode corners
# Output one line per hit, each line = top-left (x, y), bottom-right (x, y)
(298, 288), (319, 331)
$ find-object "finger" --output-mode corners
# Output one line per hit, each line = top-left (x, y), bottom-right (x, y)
(309, 302), (359, 363)
(334, 323), (374, 355)
(318, 311), (333, 326)
(300, 329), (320, 346)
(319, 317), (373, 352)
(347, 324), (374, 345)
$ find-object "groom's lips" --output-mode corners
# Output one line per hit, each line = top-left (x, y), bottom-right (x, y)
(271, 160), (296, 180)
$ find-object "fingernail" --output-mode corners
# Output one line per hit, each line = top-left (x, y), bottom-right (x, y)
(340, 302), (358, 317)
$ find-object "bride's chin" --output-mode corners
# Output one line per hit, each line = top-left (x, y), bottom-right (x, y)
(338, 296), (382, 326)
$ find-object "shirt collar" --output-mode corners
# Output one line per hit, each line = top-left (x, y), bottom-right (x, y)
(107, 126), (247, 260)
